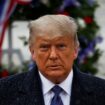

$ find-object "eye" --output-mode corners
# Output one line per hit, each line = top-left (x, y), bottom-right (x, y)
(39, 44), (50, 51)
(57, 44), (67, 50)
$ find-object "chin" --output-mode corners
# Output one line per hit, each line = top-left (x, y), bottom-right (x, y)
(47, 73), (66, 84)
(50, 77), (64, 84)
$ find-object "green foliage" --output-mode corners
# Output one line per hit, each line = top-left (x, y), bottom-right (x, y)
(9, 0), (102, 75)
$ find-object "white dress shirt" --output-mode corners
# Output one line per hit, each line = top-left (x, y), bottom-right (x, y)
(39, 69), (73, 105)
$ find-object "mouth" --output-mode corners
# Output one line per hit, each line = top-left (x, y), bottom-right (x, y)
(47, 65), (62, 70)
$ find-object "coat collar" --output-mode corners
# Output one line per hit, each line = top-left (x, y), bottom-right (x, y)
(17, 64), (95, 105)
(18, 65), (45, 105)
(70, 65), (95, 105)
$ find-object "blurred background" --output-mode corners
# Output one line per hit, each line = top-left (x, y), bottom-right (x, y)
(0, 0), (105, 78)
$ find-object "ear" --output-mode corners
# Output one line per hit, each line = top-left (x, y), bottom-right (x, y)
(73, 47), (79, 59)
(29, 46), (36, 60)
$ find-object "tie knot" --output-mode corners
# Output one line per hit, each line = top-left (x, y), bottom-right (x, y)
(51, 85), (63, 96)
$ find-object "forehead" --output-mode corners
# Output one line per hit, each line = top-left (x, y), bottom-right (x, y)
(34, 35), (72, 43)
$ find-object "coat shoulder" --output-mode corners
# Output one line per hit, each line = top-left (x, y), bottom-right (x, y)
(0, 71), (28, 94)
(79, 71), (105, 93)
(80, 71), (105, 85)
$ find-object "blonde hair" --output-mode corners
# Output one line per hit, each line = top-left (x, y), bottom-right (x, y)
(28, 14), (79, 47)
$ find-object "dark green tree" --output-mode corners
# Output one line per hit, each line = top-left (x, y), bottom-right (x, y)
(11, 0), (102, 74)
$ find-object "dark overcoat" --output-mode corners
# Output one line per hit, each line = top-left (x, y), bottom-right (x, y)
(0, 65), (105, 105)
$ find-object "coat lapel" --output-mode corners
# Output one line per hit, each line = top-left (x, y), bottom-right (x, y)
(15, 65), (95, 105)
(70, 66), (94, 105)
(17, 66), (45, 105)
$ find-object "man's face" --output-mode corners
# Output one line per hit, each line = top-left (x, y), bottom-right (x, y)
(30, 35), (78, 84)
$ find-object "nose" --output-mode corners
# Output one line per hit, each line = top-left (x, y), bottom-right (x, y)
(49, 47), (58, 60)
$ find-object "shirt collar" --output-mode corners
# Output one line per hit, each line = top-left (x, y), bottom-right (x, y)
(39, 71), (54, 95)
(39, 69), (73, 95)
(59, 70), (73, 95)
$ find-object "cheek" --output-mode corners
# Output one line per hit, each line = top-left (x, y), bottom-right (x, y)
(33, 51), (48, 66)
(69, 48), (78, 58)
(62, 50), (76, 64)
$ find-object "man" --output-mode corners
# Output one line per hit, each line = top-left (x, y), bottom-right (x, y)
(0, 15), (105, 105)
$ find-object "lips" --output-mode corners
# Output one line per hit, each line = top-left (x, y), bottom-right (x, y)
(47, 65), (62, 70)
